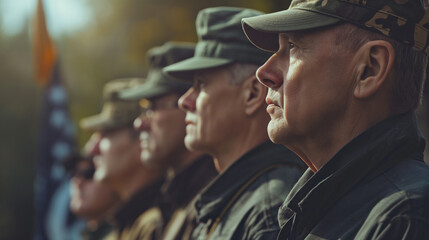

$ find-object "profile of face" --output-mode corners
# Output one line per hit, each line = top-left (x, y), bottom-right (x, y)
(91, 126), (141, 183)
(178, 67), (244, 154)
(69, 159), (118, 220)
(256, 29), (355, 146)
(134, 93), (187, 167)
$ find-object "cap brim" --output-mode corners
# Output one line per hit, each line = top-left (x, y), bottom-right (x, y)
(242, 8), (342, 52)
(163, 56), (233, 81)
(119, 82), (170, 100)
(80, 114), (116, 131)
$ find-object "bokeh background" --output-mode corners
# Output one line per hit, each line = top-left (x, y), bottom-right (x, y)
(0, 0), (428, 239)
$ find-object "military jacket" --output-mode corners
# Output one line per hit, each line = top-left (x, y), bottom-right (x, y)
(193, 141), (305, 240)
(277, 112), (429, 240)
(106, 180), (164, 240)
(81, 222), (113, 240)
(160, 155), (217, 240)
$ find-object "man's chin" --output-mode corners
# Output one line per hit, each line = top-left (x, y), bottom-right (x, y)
(140, 152), (154, 165)
(267, 120), (288, 143)
(93, 169), (107, 182)
(267, 129), (284, 144)
(184, 137), (201, 152)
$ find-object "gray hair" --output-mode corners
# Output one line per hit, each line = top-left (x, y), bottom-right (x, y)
(225, 62), (260, 85)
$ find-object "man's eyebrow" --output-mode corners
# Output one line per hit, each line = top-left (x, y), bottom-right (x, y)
(279, 33), (290, 40)
(280, 32), (308, 45)
(195, 71), (211, 81)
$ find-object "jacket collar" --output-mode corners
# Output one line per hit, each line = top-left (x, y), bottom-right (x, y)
(158, 155), (217, 219)
(113, 178), (164, 229)
(278, 112), (426, 234)
(195, 141), (303, 223)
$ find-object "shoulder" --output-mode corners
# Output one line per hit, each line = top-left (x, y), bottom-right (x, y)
(372, 159), (429, 217)
(357, 159), (429, 238)
(225, 166), (301, 238)
(249, 166), (303, 205)
(127, 207), (163, 240)
(380, 159), (429, 206)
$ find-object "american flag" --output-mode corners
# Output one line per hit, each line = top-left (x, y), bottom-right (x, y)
(32, 0), (83, 239)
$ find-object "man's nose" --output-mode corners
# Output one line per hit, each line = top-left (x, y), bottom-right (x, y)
(89, 137), (101, 156)
(134, 114), (151, 132)
(256, 54), (283, 90)
(178, 88), (196, 112)
(71, 176), (85, 188)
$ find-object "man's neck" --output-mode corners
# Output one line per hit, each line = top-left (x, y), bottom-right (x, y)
(169, 150), (203, 174)
(288, 107), (392, 172)
(213, 122), (269, 173)
(112, 167), (160, 201)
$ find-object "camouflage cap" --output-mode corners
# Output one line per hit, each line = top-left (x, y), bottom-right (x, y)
(119, 42), (195, 100)
(80, 78), (143, 131)
(164, 7), (273, 80)
(242, 0), (429, 54)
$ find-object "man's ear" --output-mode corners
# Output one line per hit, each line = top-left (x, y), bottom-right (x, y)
(242, 75), (268, 115)
(354, 40), (395, 99)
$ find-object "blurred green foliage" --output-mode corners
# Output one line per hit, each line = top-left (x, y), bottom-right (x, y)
(0, 0), (428, 239)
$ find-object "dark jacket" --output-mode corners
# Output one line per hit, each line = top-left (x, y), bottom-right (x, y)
(81, 222), (113, 240)
(159, 155), (218, 240)
(107, 179), (164, 240)
(277, 112), (429, 240)
(192, 141), (305, 240)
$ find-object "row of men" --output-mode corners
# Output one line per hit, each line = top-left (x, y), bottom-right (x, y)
(67, 2), (429, 240)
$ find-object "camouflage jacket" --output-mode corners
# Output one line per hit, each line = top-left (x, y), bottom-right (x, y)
(277, 112), (429, 239)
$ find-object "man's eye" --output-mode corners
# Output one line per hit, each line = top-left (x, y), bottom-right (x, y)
(195, 79), (201, 86)
(195, 79), (206, 88)
(193, 80), (201, 90)
(289, 42), (295, 49)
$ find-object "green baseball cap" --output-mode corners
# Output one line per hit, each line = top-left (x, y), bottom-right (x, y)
(119, 42), (195, 100)
(80, 78), (143, 131)
(164, 7), (273, 80)
(242, 0), (429, 54)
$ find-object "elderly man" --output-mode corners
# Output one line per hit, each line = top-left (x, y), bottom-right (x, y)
(65, 133), (120, 240)
(164, 7), (305, 239)
(81, 78), (166, 240)
(242, 0), (429, 239)
(119, 42), (217, 239)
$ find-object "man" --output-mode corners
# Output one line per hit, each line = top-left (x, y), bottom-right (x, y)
(80, 78), (166, 240)
(241, 0), (429, 239)
(164, 7), (305, 239)
(119, 42), (218, 240)
(66, 134), (120, 240)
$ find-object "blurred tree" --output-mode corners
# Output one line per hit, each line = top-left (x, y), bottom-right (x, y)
(0, 24), (39, 239)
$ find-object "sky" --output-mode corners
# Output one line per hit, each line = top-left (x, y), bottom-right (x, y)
(0, 0), (92, 37)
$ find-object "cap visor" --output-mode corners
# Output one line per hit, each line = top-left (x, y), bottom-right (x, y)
(242, 8), (341, 51)
(163, 56), (233, 81)
(80, 114), (114, 131)
(119, 83), (168, 100)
